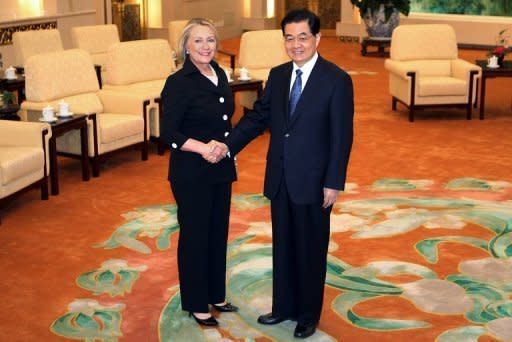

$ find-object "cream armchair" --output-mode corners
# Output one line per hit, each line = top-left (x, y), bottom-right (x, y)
(0, 121), (51, 223)
(71, 24), (120, 88)
(12, 29), (63, 71)
(21, 49), (151, 176)
(385, 24), (481, 122)
(238, 29), (289, 111)
(103, 39), (175, 155)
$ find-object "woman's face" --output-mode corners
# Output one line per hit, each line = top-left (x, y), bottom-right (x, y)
(186, 25), (217, 68)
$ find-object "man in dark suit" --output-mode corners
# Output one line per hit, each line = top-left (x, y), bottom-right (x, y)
(215, 8), (353, 338)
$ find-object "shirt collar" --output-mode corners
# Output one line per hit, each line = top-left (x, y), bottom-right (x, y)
(292, 52), (318, 75)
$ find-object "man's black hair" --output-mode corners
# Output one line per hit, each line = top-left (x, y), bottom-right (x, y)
(281, 8), (320, 35)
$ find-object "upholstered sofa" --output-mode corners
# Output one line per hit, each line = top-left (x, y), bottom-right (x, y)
(12, 29), (63, 69)
(238, 29), (289, 111)
(71, 24), (120, 87)
(103, 39), (176, 154)
(385, 24), (481, 121)
(20, 49), (151, 176)
(0, 120), (51, 223)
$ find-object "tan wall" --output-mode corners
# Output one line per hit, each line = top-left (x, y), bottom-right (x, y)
(0, 0), (97, 67)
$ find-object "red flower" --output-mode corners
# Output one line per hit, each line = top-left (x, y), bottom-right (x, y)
(493, 46), (506, 56)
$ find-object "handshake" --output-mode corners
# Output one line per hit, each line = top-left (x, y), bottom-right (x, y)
(202, 140), (229, 163)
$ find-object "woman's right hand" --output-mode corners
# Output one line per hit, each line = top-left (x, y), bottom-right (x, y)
(201, 141), (227, 163)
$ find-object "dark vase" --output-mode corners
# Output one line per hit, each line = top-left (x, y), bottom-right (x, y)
(497, 55), (505, 67)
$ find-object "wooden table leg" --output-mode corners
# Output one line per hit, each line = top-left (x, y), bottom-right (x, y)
(49, 137), (59, 195)
(80, 123), (90, 181)
(479, 75), (487, 120)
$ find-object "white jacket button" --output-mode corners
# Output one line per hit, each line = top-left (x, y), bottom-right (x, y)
(219, 97), (225, 103)
(222, 115), (228, 120)
(171, 143), (177, 149)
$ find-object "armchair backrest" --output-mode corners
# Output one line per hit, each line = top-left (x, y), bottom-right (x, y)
(71, 24), (120, 64)
(390, 24), (458, 61)
(13, 29), (64, 66)
(238, 29), (289, 70)
(24, 49), (99, 102)
(168, 20), (188, 56)
(105, 39), (176, 86)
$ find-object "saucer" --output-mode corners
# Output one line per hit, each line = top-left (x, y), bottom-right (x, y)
(4, 76), (17, 80)
(39, 117), (58, 123)
(57, 112), (74, 117)
(486, 64), (500, 69)
(238, 76), (252, 81)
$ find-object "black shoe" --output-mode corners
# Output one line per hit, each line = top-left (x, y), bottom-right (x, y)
(211, 302), (239, 312)
(257, 312), (286, 325)
(188, 312), (218, 326)
(294, 323), (316, 338)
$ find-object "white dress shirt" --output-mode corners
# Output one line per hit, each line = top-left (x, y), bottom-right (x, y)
(289, 52), (319, 95)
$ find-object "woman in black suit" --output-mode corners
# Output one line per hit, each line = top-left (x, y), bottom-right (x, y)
(160, 18), (238, 326)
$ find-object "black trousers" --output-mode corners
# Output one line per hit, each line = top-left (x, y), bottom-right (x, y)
(170, 181), (232, 313)
(271, 179), (331, 325)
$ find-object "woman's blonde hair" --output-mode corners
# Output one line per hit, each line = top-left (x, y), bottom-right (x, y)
(178, 18), (219, 62)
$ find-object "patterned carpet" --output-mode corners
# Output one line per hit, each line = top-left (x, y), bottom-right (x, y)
(48, 179), (512, 341)
(1, 37), (512, 341)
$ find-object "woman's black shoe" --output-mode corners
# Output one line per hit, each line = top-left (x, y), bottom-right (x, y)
(211, 302), (239, 312)
(189, 312), (219, 326)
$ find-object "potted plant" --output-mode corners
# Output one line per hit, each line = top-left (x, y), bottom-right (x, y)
(487, 28), (511, 67)
(351, 0), (411, 38)
(1, 91), (16, 108)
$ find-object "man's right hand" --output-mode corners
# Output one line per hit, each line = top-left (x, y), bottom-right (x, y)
(202, 140), (229, 163)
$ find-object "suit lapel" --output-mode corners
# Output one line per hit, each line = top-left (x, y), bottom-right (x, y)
(288, 57), (323, 129)
(281, 62), (293, 127)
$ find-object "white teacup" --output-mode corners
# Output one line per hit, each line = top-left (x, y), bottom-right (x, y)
(59, 101), (70, 116)
(239, 67), (250, 80)
(488, 55), (499, 67)
(4, 66), (16, 79)
(42, 106), (55, 121)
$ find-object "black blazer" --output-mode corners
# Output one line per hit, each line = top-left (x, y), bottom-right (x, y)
(160, 58), (237, 184)
(226, 55), (353, 204)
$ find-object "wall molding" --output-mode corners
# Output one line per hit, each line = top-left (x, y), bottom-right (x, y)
(0, 21), (57, 46)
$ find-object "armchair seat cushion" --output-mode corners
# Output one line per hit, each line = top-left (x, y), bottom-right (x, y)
(0, 147), (44, 185)
(418, 76), (467, 97)
(99, 114), (144, 144)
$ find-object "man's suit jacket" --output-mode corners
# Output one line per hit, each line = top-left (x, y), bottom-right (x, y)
(160, 58), (237, 185)
(226, 55), (353, 204)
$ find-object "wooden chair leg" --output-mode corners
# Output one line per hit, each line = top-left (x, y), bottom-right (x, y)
(466, 103), (472, 120)
(41, 176), (49, 200)
(142, 140), (149, 161)
(91, 157), (100, 177)
(392, 97), (397, 111)
(409, 105), (415, 122)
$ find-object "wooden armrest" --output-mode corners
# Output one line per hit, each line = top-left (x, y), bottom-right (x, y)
(94, 64), (102, 89)
(218, 49), (236, 70)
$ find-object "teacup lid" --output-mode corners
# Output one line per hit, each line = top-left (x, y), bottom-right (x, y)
(44, 104), (53, 110)
(59, 100), (68, 105)
(6, 66), (15, 72)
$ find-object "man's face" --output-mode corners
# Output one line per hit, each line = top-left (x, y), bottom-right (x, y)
(283, 21), (320, 67)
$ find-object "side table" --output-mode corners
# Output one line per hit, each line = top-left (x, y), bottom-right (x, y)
(361, 37), (391, 57)
(25, 112), (93, 195)
(476, 60), (512, 119)
(229, 78), (263, 97)
(0, 74), (26, 103)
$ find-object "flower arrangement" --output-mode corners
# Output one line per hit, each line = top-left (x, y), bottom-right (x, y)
(488, 28), (511, 63)
(1, 91), (15, 107)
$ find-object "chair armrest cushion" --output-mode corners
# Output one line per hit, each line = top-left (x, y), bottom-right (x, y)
(0, 121), (51, 147)
(97, 90), (151, 115)
(385, 59), (417, 79)
(451, 59), (481, 80)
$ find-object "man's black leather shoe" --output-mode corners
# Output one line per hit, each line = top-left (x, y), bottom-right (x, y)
(294, 323), (316, 338)
(257, 312), (286, 325)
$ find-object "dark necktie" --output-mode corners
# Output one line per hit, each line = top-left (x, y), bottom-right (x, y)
(289, 69), (303, 118)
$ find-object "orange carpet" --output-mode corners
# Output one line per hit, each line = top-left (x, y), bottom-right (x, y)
(1, 37), (511, 341)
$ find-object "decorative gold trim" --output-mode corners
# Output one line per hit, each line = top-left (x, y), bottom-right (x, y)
(0, 21), (57, 46)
